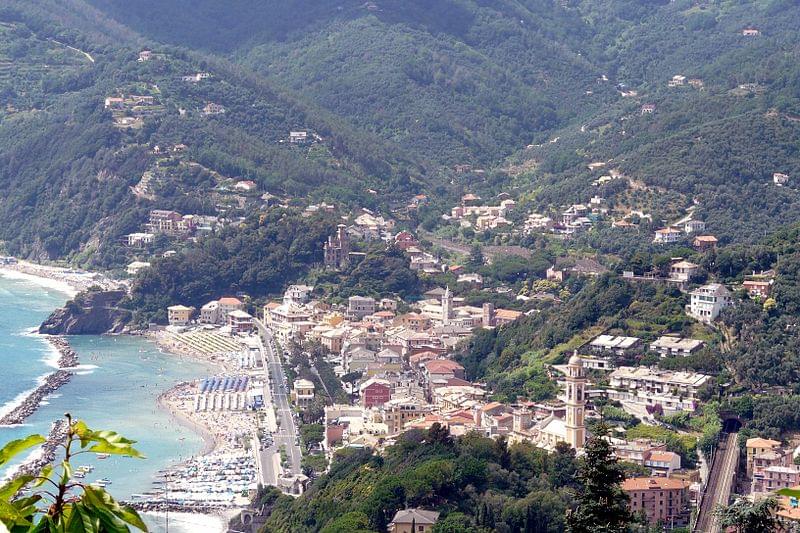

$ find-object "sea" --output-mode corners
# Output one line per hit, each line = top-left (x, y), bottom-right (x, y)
(0, 273), (226, 532)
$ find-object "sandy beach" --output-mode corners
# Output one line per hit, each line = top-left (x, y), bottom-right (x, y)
(0, 259), (122, 298)
(159, 380), (258, 457)
(158, 390), (218, 456)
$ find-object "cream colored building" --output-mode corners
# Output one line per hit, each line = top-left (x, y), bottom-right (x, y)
(167, 305), (193, 326)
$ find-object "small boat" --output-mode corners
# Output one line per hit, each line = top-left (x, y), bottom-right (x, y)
(96, 453), (110, 459)
(72, 472), (85, 479)
(98, 478), (112, 484)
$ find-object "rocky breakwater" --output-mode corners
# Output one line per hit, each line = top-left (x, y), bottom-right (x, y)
(0, 371), (72, 426)
(12, 419), (68, 479)
(49, 335), (79, 368)
(0, 337), (79, 426)
(39, 289), (131, 335)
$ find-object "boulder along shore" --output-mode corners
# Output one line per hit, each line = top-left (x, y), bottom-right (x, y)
(0, 337), (79, 426)
(12, 419), (68, 479)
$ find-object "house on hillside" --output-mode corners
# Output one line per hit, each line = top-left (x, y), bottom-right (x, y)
(774, 173), (790, 186)
(389, 509), (440, 533)
(167, 305), (194, 326)
(683, 220), (706, 234)
(693, 235), (718, 251)
(653, 228), (682, 244)
(687, 283), (732, 323)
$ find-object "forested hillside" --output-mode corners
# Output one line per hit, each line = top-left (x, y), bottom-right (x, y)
(68, 0), (800, 246)
(259, 425), (579, 532)
(0, 0), (799, 263)
(0, 3), (426, 264)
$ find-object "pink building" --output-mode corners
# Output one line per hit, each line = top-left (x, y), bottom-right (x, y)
(622, 477), (690, 527)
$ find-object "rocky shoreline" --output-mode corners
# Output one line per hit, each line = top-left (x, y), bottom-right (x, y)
(49, 335), (79, 368)
(13, 419), (68, 479)
(0, 371), (73, 426)
(0, 337), (79, 426)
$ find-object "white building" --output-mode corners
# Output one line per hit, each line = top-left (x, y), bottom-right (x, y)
(687, 283), (732, 323)
(774, 173), (790, 186)
(683, 220), (706, 234)
(649, 336), (705, 358)
(126, 261), (151, 276)
(200, 300), (220, 324)
(126, 232), (154, 247)
(588, 335), (641, 356)
(653, 228), (682, 244)
(284, 285), (313, 306)
(608, 366), (710, 413)
(669, 260), (699, 282)
(292, 379), (315, 407)
(526, 354), (587, 450)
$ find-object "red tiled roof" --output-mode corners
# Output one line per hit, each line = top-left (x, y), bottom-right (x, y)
(621, 477), (688, 491)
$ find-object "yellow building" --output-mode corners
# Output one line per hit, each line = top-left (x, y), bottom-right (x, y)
(746, 437), (782, 477)
(167, 305), (194, 326)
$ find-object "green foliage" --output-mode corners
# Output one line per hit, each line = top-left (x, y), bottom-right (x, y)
(625, 424), (698, 468)
(566, 429), (631, 533)
(126, 210), (337, 322)
(457, 275), (669, 397)
(314, 247), (423, 301)
(0, 414), (146, 532)
(299, 424), (324, 449)
(263, 426), (575, 533)
(715, 496), (780, 533)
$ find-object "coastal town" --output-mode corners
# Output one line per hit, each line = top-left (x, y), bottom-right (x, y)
(2, 3), (800, 528)
(91, 185), (783, 531)
(1, 175), (797, 531)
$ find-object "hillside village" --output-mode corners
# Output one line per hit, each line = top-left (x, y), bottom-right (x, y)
(3, 1), (800, 531)
(150, 181), (798, 530)
(85, 48), (800, 524)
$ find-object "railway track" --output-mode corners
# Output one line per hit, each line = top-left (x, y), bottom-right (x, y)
(694, 423), (740, 533)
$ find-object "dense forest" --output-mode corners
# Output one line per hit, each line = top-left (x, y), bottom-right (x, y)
(125, 210), (337, 324)
(260, 424), (580, 533)
(1, 0), (799, 273)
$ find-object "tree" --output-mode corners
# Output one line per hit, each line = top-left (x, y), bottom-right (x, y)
(0, 413), (147, 532)
(466, 245), (484, 271)
(715, 496), (780, 533)
(566, 428), (632, 533)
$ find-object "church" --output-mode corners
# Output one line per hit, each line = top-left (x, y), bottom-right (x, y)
(510, 352), (587, 451)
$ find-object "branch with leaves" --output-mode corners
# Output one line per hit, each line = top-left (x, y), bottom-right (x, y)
(0, 413), (148, 532)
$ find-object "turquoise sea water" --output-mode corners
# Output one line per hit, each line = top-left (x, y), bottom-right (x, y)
(0, 275), (218, 531)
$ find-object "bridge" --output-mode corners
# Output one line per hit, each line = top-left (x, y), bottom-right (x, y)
(693, 418), (741, 533)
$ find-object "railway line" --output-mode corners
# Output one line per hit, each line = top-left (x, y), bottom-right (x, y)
(693, 420), (740, 533)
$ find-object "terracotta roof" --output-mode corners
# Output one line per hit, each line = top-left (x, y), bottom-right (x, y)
(424, 359), (464, 373)
(495, 309), (523, 320)
(746, 437), (782, 448)
(481, 401), (504, 413)
(647, 451), (679, 462)
(621, 477), (688, 491)
(694, 235), (718, 242)
(265, 302), (281, 310)
(218, 297), (243, 305)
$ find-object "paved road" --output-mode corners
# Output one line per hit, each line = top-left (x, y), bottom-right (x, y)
(694, 429), (739, 533)
(253, 319), (302, 479)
